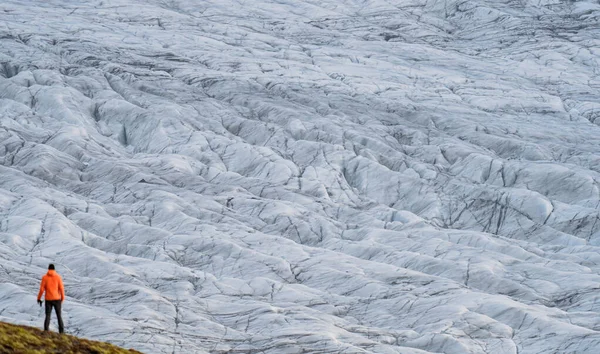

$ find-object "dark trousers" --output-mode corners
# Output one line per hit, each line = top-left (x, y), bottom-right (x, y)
(44, 300), (64, 333)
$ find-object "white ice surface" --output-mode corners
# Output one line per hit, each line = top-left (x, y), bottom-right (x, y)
(1, 0), (600, 353)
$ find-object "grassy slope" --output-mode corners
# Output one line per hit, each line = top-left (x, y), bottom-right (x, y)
(0, 321), (143, 354)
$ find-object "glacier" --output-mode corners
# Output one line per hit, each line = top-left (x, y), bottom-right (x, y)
(1, 0), (600, 353)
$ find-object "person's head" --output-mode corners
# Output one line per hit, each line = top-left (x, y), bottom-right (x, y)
(48, 264), (55, 270)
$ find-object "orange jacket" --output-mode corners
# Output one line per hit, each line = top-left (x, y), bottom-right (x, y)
(37, 270), (65, 302)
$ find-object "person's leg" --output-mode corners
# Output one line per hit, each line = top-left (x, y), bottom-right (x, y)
(54, 301), (64, 333)
(44, 300), (52, 331)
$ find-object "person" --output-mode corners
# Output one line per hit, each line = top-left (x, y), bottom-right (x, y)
(37, 264), (65, 333)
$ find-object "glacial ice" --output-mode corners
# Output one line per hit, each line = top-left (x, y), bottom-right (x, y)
(1, 0), (600, 353)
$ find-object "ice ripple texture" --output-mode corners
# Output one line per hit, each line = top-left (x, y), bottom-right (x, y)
(1, 0), (600, 353)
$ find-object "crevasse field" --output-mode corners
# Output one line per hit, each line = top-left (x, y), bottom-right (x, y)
(1, 0), (600, 353)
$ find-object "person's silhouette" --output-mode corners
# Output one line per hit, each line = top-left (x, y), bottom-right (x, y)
(37, 264), (65, 333)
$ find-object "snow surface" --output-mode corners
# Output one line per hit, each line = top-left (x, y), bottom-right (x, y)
(1, 0), (600, 353)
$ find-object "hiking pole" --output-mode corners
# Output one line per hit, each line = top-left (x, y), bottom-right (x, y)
(37, 300), (42, 330)
(37, 300), (44, 330)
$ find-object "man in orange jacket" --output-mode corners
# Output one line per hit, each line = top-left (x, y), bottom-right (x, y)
(37, 264), (65, 333)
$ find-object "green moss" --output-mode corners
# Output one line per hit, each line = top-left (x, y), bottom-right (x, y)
(0, 322), (143, 354)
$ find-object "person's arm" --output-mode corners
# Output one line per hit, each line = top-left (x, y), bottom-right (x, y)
(59, 276), (65, 302)
(37, 277), (46, 301)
